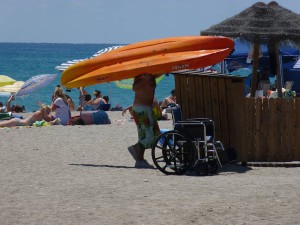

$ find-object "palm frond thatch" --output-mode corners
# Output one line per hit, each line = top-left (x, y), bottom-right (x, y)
(201, 1), (300, 45)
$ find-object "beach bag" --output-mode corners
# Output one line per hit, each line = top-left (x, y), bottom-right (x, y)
(0, 112), (12, 120)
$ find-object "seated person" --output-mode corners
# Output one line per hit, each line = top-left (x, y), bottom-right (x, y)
(51, 89), (70, 125)
(77, 94), (94, 111)
(0, 96), (25, 120)
(103, 96), (109, 104)
(160, 89), (176, 110)
(5, 95), (26, 113)
(0, 102), (6, 113)
(65, 94), (76, 112)
(90, 90), (107, 110)
(101, 96), (111, 111)
(257, 68), (271, 96)
(78, 86), (88, 107)
(51, 84), (61, 102)
(0, 105), (54, 127)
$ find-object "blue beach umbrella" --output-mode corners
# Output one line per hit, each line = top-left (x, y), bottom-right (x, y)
(16, 74), (57, 97)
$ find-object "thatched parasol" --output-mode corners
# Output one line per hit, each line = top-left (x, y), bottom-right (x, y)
(201, 1), (300, 97)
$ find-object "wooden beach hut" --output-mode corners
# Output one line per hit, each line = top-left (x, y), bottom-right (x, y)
(174, 1), (300, 163)
(173, 71), (300, 163)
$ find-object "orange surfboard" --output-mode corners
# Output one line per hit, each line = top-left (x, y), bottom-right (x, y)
(61, 36), (234, 88)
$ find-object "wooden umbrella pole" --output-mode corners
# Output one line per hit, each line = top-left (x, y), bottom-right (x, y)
(250, 42), (260, 97)
(275, 42), (283, 98)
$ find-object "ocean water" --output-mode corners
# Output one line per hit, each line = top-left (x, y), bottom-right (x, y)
(0, 43), (175, 112)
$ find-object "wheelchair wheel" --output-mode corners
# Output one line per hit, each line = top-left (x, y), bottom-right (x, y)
(151, 130), (195, 175)
(196, 162), (210, 176)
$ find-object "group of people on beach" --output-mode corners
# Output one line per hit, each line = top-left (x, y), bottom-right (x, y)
(0, 74), (176, 169)
(70, 87), (111, 125)
(0, 84), (112, 127)
(0, 95), (26, 113)
(0, 87), (71, 127)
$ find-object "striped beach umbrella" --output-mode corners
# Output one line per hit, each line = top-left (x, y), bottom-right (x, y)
(55, 45), (124, 72)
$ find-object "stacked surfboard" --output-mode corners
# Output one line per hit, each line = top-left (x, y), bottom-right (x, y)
(61, 36), (234, 89)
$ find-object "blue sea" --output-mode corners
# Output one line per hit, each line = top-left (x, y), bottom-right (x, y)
(0, 43), (175, 112)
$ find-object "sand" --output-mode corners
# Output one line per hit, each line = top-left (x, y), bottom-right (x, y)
(0, 111), (299, 225)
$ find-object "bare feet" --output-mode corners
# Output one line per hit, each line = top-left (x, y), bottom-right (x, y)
(135, 160), (155, 169)
(128, 143), (154, 169)
(128, 145), (138, 161)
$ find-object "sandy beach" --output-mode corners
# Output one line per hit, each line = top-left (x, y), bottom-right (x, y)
(0, 111), (300, 225)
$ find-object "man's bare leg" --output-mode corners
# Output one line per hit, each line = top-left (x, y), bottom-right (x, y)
(128, 143), (139, 161)
(136, 143), (145, 162)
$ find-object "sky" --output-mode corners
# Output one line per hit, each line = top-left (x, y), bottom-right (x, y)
(0, 0), (300, 44)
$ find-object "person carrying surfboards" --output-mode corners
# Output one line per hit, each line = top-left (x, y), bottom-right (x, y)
(127, 74), (161, 168)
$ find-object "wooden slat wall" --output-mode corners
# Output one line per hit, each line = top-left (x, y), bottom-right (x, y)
(261, 99), (269, 160)
(175, 73), (246, 161)
(226, 78), (246, 161)
(295, 99), (300, 160)
(188, 75), (199, 118)
(202, 76), (213, 118)
(244, 98), (253, 160)
(174, 72), (300, 162)
(218, 78), (230, 148)
(244, 98), (300, 162)
(243, 98), (300, 161)
(254, 99), (262, 160)
(268, 99), (277, 161)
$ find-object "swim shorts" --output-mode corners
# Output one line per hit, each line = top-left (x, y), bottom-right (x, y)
(92, 110), (111, 124)
(131, 105), (160, 149)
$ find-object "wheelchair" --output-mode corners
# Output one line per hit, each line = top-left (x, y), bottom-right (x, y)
(151, 106), (224, 175)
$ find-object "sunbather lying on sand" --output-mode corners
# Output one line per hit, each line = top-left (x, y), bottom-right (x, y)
(70, 110), (111, 125)
(0, 105), (54, 127)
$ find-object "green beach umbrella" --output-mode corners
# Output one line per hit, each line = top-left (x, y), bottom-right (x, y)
(0, 81), (25, 94)
(114, 76), (164, 89)
(0, 75), (16, 87)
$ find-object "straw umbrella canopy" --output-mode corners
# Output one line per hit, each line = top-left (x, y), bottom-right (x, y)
(201, 1), (300, 97)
